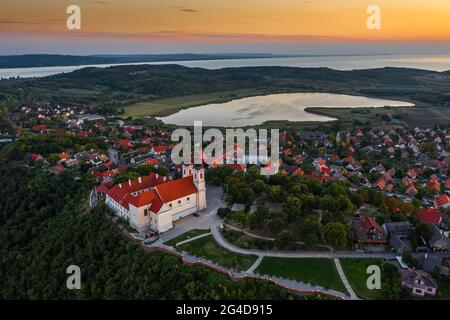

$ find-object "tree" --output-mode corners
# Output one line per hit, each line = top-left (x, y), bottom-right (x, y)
(323, 222), (347, 248)
(283, 196), (302, 221)
(380, 261), (407, 300)
(217, 207), (231, 219)
(274, 229), (295, 249)
(402, 252), (418, 268)
(267, 185), (283, 202)
(415, 222), (433, 242)
(249, 206), (269, 230)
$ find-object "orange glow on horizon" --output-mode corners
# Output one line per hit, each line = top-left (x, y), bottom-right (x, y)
(1, 0), (450, 43)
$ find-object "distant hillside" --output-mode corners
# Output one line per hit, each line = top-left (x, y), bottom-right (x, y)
(0, 65), (449, 114)
(0, 53), (279, 69)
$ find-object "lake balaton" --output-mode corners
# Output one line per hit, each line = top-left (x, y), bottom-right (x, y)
(157, 93), (415, 127)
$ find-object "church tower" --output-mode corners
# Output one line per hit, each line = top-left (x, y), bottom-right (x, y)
(182, 164), (194, 178)
(193, 166), (207, 211)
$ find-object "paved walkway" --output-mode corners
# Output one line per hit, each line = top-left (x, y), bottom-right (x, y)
(175, 232), (212, 246)
(143, 243), (350, 300)
(211, 225), (332, 258)
(246, 255), (264, 273)
(212, 226), (450, 260)
(334, 258), (357, 299)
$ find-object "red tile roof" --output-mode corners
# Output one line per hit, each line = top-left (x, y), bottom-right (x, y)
(129, 189), (159, 208)
(152, 145), (167, 153)
(418, 209), (442, 225)
(144, 159), (160, 166)
(106, 185), (133, 210)
(155, 176), (197, 203)
(118, 173), (165, 193)
(434, 194), (450, 208)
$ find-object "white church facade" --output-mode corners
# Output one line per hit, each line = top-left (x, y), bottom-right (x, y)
(105, 165), (206, 233)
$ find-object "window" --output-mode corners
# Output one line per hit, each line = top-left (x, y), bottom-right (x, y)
(200, 173), (203, 179)
(187, 197), (190, 201)
(144, 209), (148, 216)
(169, 203), (172, 208)
(178, 200), (181, 206)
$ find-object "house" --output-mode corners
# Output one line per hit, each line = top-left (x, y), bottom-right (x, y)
(313, 158), (330, 174)
(370, 164), (385, 175)
(52, 164), (65, 175)
(375, 176), (388, 190)
(105, 165), (206, 233)
(383, 221), (412, 238)
(383, 221), (412, 253)
(444, 178), (450, 190)
(353, 216), (387, 244)
(429, 225), (450, 251)
(152, 145), (167, 154)
(434, 194), (450, 209)
(427, 178), (441, 193)
(389, 235), (412, 253)
(31, 153), (44, 161)
(417, 208), (442, 225)
(400, 269), (438, 296)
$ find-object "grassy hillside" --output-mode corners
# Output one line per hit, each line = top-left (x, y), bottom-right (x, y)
(1, 65), (449, 116)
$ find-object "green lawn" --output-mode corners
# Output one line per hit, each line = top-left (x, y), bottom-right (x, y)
(179, 235), (258, 271)
(256, 257), (346, 293)
(165, 229), (210, 246)
(340, 258), (384, 299)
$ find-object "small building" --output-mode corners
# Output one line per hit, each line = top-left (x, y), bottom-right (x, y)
(400, 269), (438, 297)
(429, 225), (450, 251)
(353, 216), (387, 245)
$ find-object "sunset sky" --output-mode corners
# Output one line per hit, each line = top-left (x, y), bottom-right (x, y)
(1, 0), (450, 54)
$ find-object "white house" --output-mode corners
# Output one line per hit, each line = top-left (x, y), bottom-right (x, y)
(105, 165), (206, 233)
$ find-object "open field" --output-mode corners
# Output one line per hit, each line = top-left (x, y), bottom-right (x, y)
(165, 229), (210, 246)
(397, 107), (450, 128)
(179, 235), (258, 271)
(123, 88), (272, 118)
(340, 258), (384, 299)
(256, 257), (346, 293)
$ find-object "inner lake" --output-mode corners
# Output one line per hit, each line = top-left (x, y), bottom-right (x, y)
(157, 92), (415, 127)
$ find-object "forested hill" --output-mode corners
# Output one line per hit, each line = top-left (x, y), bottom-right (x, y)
(0, 64), (449, 114)
(0, 53), (279, 69)
(0, 136), (307, 299)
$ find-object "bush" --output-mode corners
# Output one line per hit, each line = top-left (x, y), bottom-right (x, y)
(217, 207), (231, 219)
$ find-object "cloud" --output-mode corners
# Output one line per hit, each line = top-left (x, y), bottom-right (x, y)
(166, 5), (199, 13)
(0, 19), (40, 25)
(181, 8), (199, 13)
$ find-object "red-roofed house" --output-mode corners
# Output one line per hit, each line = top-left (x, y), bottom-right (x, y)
(152, 145), (167, 154)
(31, 153), (43, 160)
(427, 179), (441, 194)
(116, 139), (133, 149)
(434, 194), (450, 209)
(105, 165), (206, 233)
(353, 216), (387, 244)
(143, 159), (160, 166)
(59, 152), (70, 160)
(444, 178), (450, 189)
(417, 209), (442, 225)
(406, 185), (418, 196)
